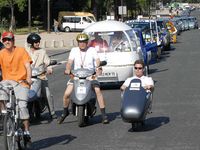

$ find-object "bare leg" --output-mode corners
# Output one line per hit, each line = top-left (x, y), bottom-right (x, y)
(94, 87), (109, 124)
(23, 119), (30, 131)
(57, 84), (73, 124)
(63, 84), (73, 107)
(94, 87), (105, 109)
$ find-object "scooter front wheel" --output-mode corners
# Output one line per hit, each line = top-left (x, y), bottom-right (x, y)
(77, 106), (85, 127)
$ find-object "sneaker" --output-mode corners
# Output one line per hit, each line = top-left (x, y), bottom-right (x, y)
(51, 113), (57, 119)
(57, 112), (69, 124)
(102, 115), (109, 124)
(24, 134), (32, 149)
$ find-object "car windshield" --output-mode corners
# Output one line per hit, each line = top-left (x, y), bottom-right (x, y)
(88, 30), (136, 53)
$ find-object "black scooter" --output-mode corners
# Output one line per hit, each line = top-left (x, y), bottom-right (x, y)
(121, 78), (152, 129)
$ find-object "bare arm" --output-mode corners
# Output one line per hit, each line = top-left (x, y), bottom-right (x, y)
(65, 59), (73, 74)
(95, 58), (100, 68)
(25, 62), (32, 85)
(143, 85), (154, 92)
(120, 85), (127, 91)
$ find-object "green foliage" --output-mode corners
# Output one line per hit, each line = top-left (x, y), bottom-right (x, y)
(0, 0), (27, 12)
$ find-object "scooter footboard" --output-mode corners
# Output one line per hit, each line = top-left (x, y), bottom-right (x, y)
(121, 91), (148, 123)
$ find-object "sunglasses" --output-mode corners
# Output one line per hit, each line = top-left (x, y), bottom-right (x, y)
(2, 38), (13, 42)
(34, 41), (40, 43)
(134, 67), (143, 70)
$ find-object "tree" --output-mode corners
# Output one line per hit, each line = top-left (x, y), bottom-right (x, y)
(0, 0), (27, 31)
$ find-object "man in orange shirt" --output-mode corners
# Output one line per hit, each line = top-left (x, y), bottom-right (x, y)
(0, 32), (32, 147)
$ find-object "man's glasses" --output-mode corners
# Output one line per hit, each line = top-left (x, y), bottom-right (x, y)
(2, 38), (13, 42)
(134, 67), (143, 70)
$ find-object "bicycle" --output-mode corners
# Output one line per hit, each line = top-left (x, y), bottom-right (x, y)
(1, 81), (29, 150)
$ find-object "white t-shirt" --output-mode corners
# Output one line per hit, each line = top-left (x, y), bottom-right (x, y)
(68, 47), (99, 70)
(123, 75), (154, 88)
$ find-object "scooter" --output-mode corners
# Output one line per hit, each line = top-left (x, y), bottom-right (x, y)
(121, 78), (152, 129)
(28, 60), (57, 120)
(70, 61), (107, 127)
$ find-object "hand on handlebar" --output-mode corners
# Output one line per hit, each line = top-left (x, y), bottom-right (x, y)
(64, 70), (74, 78)
(26, 79), (33, 86)
(64, 69), (71, 75)
(47, 67), (53, 75)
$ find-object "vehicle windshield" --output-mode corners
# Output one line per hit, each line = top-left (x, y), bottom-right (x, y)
(87, 30), (136, 53)
(88, 16), (96, 22)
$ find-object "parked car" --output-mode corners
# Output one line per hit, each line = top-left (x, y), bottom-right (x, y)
(0, 42), (4, 50)
(126, 19), (163, 58)
(133, 28), (158, 73)
(83, 20), (145, 85)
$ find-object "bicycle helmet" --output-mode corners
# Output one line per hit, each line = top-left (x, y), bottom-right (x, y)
(27, 33), (41, 45)
(76, 33), (89, 42)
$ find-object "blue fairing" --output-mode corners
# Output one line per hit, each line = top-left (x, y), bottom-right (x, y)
(121, 79), (151, 123)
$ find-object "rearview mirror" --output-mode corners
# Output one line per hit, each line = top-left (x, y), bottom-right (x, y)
(100, 61), (107, 66)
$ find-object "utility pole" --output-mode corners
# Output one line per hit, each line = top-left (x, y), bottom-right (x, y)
(47, 0), (50, 33)
(28, 0), (31, 33)
(148, 0), (151, 19)
(121, 0), (123, 21)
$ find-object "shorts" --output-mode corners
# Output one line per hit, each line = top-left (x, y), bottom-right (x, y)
(67, 79), (100, 88)
(0, 80), (30, 120)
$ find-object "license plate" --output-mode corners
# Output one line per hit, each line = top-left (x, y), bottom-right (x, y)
(101, 72), (117, 77)
(77, 87), (86, 94)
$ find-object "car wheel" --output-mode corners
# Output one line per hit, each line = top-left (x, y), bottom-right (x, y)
(64, 27), (70, 32)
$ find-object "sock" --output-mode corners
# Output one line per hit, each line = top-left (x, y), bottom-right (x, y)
(63, 107), (69, 115)
(100, 108), (106, 117)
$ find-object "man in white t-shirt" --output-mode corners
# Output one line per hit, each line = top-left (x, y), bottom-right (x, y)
(121, 59), (154, 113)
(121, 59), (154, 92)
(57, 33), (109, 124)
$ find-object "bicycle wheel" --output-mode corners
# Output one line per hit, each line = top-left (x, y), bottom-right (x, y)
(3, 113), (16, 150)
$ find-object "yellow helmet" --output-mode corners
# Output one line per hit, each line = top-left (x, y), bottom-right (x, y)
(76, 33), (89, 42)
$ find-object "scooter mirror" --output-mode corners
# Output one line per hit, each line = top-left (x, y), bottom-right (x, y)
(49, 60), (57, 66)
(100, 61), (107, 66)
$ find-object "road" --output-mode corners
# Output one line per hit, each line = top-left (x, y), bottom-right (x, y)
(1, 10), (200, 150)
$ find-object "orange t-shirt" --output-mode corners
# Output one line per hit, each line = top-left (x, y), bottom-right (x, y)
(0, 46), (32, 84)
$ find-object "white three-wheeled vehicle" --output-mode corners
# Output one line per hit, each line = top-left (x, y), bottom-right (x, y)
(83, 20), (145, 85)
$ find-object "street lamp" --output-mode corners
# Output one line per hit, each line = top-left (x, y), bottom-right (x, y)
(28, 0), (31, 33)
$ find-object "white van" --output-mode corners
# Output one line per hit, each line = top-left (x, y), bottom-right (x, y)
(58, 11), (96, 32)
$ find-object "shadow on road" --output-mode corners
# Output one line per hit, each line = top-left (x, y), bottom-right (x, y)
(128, 116), (170, 132)
(32, 134), (76, 150)
(149, 68), (168, 74)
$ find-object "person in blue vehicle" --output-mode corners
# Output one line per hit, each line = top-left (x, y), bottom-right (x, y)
(120, 59), (154, 92)
(120, 59), (154, 112)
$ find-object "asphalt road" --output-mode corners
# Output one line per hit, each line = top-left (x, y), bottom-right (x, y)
(1, 10), (200, 150)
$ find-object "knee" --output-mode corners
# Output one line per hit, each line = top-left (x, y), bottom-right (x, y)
(20, 107), (30, 120)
